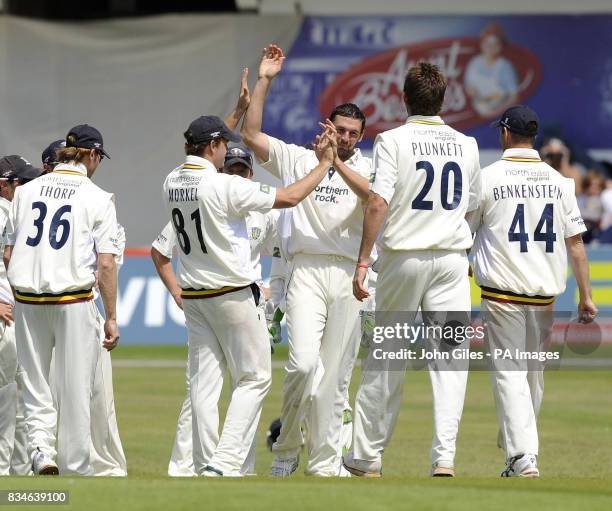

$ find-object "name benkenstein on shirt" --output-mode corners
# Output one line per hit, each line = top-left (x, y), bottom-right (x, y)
(492, 184), (563, 201)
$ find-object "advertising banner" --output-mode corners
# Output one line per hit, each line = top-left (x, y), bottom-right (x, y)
(117, 249), (612, 344)
(262, 16), (612, 151)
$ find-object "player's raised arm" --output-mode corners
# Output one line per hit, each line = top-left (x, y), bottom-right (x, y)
(273, 130), (334, 208)
(241, 44), (285, 163)
(224, 67), (251, 131)
(565, 234), (597, 323)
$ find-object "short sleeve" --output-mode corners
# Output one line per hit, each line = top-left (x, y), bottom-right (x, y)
(93, 195), (121, 255)
(227, 176), (276, 217)
(111, 223), (126, 266)
(563, 180), (587, 238)
(467, 138), (482, 213)
(258, 135), (309, 182)
(4, 190), (19, 246)
(370, 133), (398, 204)
(261, 210), (280, 255)
(152, 221), (176, 259)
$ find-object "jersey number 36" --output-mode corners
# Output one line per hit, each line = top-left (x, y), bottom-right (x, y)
(26, 202), (72, 250)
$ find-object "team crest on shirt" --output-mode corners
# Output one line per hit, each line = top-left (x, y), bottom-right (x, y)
(250, 227), (262, 240)
(260, 184), (270, 194)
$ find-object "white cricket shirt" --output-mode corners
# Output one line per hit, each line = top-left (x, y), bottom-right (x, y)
(0, 197), (14, 305)
(153, 209), (280, 283)
(472, 148), (586, 297)
(259, 135), (372, 262)
(370, 115), (481, 251)
(163, 155), (276, 291)
(6, 163), (119, 300)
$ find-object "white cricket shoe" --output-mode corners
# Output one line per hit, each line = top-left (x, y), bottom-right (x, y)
(32, 448), (59, 476)
(501, 454), (539, 478)
(342, 451), (382, 478)
(271, 454), (299, 477)
(431, 461), (455, 477)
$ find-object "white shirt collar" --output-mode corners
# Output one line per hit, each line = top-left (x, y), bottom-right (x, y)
(54, 162), (88, 176)
(183, 155), (217, 170)
(344, 148), (363, 165)
(501, 148), (542, 161)
(405, 115), (445, 125)
(0, 196), (10, 212)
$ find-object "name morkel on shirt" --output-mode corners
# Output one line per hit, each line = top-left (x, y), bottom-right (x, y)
(258, 135), (373, 263)
(163, 155), (276, 290)
(471, 148), (586, 297)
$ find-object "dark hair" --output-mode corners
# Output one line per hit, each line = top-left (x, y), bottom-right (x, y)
(403, 62), (447, 116)
(185, 141), (210, 156)
(329, 103), (366, 132)
(507, 129), (536, 148)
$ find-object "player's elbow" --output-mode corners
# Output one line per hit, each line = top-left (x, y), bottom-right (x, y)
(367, 193), (388, 214)
(273, 189), (300, 209)
(240, 123), (257, 145)
(150, 247), (170, 268)
(97, 253), (117, 274)
(565, 233), (586, 259)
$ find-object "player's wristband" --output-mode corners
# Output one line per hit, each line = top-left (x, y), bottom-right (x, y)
(356, 263), (369, 269)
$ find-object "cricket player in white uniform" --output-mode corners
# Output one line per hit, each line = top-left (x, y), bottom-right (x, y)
(0, 156), (42, 476)
(346, 63), (481, 477)
(242, 44), (373, 477)
(154, 146), (285, 476)
(40, 140), (127, 477)
(469, 105), (597, 477)
(4, 124), (120, 476)
(162, 114), (335, 476)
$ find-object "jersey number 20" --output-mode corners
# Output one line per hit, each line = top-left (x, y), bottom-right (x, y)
(411, 160), (463, 210)
(171, 208), (207, 255)
(26, 202), (72, 250)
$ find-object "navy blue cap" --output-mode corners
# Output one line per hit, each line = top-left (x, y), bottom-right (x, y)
(224, 146), (253, 169)
(0, 155), (43, 181)
(490, 105), (539, 137)
(184, 116), (241, 145)
(65, 124), (110, 159)
(42, 139), (66, 165)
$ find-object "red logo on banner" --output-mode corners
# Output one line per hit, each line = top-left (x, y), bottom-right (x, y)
(319, 37), (542, 139)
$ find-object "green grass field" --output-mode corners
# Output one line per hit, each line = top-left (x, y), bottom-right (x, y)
(2, 345), (612, 510)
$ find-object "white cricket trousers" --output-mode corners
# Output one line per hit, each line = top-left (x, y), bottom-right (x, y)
(0, 321), (28, 475)
(353, 249), (470, 467)
(184, 286), (271, 476)
(89, 311), (127, 476)
(168, 357), (257, 476)
(48, 310), (127, 476)
(15, 300), (100, 475)
(482, 299), (551, 459)
(273, 254), (363, 476)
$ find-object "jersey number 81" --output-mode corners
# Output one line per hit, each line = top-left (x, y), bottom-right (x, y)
(171, 208), (207, 255)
